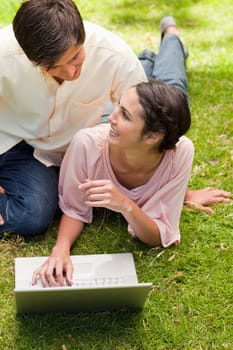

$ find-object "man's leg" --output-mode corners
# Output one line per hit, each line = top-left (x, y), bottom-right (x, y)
(137, 49), (157, 78)
(151, 33), (188, 98)
(102, 17), (188, 122)
(153, 19), (232, 208)
(138, 17), (188, 98)
(0, 141), (59, 236)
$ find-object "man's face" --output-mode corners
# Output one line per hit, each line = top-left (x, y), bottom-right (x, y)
(46, 44), (86, 82)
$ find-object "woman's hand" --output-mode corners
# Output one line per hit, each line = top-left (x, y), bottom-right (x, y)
(32, 247), (73, 287)
(79, 179), (131, 213)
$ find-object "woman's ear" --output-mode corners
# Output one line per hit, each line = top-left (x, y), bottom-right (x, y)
(145, 132), (164, 145)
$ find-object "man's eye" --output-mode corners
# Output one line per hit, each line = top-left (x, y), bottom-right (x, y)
(72, 53), (79, 61)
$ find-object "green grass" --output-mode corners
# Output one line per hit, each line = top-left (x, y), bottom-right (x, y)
(0, 1), (233, 349)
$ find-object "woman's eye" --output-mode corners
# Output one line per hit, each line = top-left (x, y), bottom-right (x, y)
(121, 109), (129, 120)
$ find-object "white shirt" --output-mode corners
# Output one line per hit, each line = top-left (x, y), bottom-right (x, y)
(0, 21), (146, 165)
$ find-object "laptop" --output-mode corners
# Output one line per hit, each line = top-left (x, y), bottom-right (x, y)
(14, 253), (152, 314)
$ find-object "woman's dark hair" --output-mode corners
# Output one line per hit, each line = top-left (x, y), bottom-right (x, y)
(136, 78), (191, 152)
(13, 0), (85, 69)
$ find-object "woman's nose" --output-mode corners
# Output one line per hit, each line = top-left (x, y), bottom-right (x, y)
(107, 107), (118, 123)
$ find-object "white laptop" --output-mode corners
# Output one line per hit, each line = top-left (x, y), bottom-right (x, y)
(14, 253), (152, 314)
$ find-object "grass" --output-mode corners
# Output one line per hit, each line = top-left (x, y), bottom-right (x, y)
(0, 0), (233, 349)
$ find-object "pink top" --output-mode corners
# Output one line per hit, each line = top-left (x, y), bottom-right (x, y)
(59, 124), (194, 247)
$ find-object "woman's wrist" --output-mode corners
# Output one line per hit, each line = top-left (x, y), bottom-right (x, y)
(52, 243), (70, 256)
(120, 197), (133, 215)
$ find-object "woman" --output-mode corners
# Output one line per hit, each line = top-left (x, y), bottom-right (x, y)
(32, 78), (194, 287)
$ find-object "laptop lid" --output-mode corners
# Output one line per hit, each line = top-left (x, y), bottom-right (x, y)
(14, 253), (152, 314)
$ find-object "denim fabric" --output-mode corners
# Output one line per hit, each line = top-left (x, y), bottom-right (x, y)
(138, 49), (157, 78)
(101, 33), (189, 120)
(0, 141), (59, 236)
(150, 34), (188, 98)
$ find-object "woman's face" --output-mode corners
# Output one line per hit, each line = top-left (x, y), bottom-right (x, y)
(107, 87), (146, 148)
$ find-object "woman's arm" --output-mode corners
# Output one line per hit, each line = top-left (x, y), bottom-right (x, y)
(32, 214), (84, 287)
(120, 196), (162, 247)
(79, 179), (161, 247)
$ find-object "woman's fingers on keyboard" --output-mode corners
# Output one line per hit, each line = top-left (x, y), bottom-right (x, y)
(32, 259), (58, 287)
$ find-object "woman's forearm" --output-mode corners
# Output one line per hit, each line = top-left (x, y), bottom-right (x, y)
(53, 214), (84, 253)
(120, 197), (161, 247)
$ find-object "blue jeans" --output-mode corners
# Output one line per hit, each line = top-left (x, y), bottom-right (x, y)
(140, 34), (188, 98)
(102, 34), (188, 120)
(0, 142), (59, 236)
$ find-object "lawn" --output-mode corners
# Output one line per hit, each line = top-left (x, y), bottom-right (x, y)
(0, 0), (232, 349)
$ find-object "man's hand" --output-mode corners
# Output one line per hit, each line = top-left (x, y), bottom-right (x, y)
(0, 186), (5, 195)
(0, 186), (6, 225)
(32, 248), (73, 287)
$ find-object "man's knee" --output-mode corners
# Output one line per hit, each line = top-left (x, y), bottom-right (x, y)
(0, 193), (58, 236)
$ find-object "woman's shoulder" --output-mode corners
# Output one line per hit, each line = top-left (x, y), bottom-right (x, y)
(170, 136), (194, 169)
(176, 136), (194, 153)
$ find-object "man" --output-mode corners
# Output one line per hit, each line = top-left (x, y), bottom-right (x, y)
(0, 1), (230, 236)
(0, 0), (147, 236)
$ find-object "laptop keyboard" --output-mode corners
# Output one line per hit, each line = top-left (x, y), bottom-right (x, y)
(73, 276), (126, 287)
(30, 276), (126, 288)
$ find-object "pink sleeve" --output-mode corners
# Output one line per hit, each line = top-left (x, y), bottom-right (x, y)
(128, 137), (194, 248)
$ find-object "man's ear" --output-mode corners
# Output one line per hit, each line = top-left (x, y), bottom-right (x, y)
(144, 132), (164, 145)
